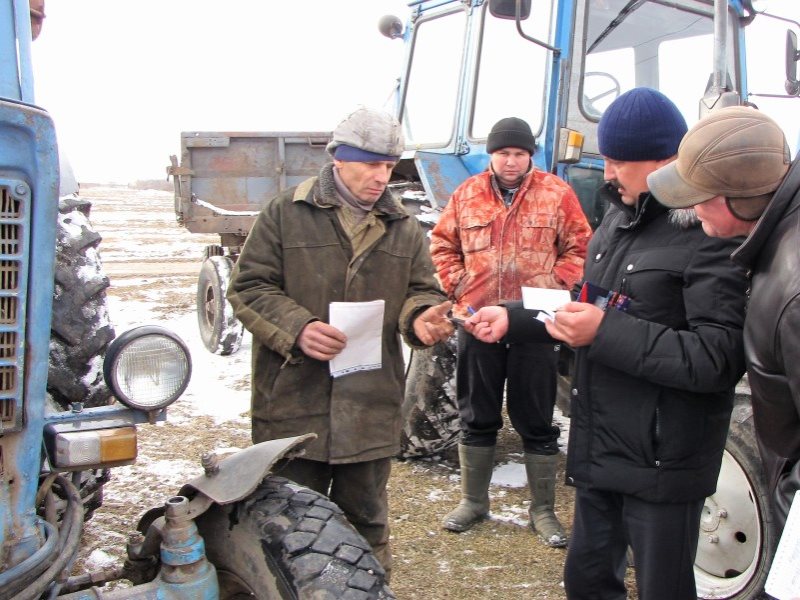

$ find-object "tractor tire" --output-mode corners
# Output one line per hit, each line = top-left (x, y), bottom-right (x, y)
(694, 401), (778, 599)
(48, 195), (115, 409)
(197, 253), (243, 355)
(195, 476), (395, 599)
(400, 337), (460, 459)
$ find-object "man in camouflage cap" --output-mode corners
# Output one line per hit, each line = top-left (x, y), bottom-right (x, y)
(228, 106), (453, 580)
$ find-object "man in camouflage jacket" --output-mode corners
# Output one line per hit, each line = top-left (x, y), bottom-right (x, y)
(430, 117), (592, 546)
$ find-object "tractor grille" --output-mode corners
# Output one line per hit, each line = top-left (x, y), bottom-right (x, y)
(0, 184), (23, 427)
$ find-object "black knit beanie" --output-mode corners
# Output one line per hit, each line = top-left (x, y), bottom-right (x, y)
(486, 117), (537, 154)
(598, 88), (687, 161)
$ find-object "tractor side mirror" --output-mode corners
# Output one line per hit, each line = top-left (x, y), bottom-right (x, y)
(489, 0), (531, 20)
(785, 30), (800, 96)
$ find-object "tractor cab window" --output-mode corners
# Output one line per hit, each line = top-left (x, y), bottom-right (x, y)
(581, 0), (738, 127)
(471, 0), (554, 141)
(401, 8), (467, 147)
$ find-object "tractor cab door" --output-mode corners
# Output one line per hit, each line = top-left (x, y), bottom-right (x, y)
(397, 0), (555, 208)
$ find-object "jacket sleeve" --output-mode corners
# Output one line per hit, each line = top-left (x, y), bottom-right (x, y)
(776, 298), (800, 420)
(588, 234), (747, 393)
(399, 219), (450, 349)
(551, 189), (592, 289)
(429, 190), (464, 299)
(226, 198), (314, 361)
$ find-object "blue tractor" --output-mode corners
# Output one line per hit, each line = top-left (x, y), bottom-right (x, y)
(384, 0), (798, 598)
(0, 1), (394, 598)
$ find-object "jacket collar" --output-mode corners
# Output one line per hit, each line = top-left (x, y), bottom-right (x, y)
(599, 182), (668, 229)
(292, 163), (408, 221)
(731, 157), (800, 270)
(489, 161), (535, 199)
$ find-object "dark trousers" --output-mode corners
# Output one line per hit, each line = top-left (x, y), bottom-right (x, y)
(456, 328), (560, 454)
(273, 456), (393, 578)
(564, 487), (704, 600)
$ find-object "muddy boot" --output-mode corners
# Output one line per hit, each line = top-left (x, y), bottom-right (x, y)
(442, 444), (495, 532)
(525, 452), (568, 548)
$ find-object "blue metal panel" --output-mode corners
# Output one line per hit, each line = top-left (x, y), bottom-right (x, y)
(0, 98), (59, 568)
(413, 151), (475, 209)
(0, 0), (35, 103)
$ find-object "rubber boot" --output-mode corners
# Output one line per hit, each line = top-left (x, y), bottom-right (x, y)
(525, 452), (568, 548)
(442, 444), (495, 532)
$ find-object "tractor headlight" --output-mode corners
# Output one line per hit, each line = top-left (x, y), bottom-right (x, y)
(104, 326), (192, 411)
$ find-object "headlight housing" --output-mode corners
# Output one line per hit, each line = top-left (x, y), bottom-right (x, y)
(104, 326), (192, 411)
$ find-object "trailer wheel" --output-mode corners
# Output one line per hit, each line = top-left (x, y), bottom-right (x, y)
(197, 254), (243, 355)
(694, 405), (777, 599)
(195, 476), (395, 599)
(48, 195), (115, 408)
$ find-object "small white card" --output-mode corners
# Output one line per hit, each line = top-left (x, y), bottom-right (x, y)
(766, 490), (800, 599)
(328, 300), (384, 378)
(522, 287), (571, 312)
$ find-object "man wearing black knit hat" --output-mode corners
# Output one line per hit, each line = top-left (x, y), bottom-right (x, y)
(430, 117), (592, 547)
(461, 90), (749, 599)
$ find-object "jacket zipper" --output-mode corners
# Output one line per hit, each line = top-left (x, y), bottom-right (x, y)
(654, 404), (661, 467)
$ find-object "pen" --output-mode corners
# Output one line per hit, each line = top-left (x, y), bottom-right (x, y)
(467, 306), (476, 315)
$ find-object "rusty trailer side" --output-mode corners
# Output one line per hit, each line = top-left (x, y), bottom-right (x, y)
(169, 130), (332, 249)
(167, 131), (332, 355)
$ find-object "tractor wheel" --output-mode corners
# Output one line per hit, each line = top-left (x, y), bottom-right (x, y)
(400, 337), (460, 459)
(694, 402), (778, 599)
(195, 476), (395, 599)
(48, 195), (115, 409)
(196, 253), (243, 355)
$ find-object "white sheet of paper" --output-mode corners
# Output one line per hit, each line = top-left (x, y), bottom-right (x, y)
(765, 490), (800, 599)
(522, 287), (571, 311)
(328, 300), (385, 378)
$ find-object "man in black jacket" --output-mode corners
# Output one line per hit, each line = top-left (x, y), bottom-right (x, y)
(464, 88), (748, 600)
(648, 105), (798, 532)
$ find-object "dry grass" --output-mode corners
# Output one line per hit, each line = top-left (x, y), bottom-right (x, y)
(388, 423), (640, 599)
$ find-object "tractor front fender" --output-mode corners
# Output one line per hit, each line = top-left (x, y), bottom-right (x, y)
(180, 434), (317, 506)
(136, 434), (317, 537)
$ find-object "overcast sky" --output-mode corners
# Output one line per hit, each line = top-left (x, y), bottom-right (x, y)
(30, 0), (799, 184)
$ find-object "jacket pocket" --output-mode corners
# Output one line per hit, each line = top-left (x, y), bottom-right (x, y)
(518, 213), (557, 250)
(459, 215), (493, 253)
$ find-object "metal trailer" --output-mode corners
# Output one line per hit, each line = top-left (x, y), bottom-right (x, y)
(168, 131), (332, 354)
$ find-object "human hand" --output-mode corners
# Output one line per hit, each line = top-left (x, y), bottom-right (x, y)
(297, 320), (347, 361)
(413, 301), (454, 345)
(464, 306), (509, 343)
(544, 302), (604, 347)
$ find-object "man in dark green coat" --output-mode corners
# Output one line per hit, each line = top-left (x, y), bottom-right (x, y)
(228, 106), (453, 577)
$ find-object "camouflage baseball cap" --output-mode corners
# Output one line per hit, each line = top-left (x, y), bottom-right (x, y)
(648, 106), (791, 208)
(326, 107), (405, 161)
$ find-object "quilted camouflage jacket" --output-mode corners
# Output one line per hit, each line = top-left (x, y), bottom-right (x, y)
(430, 167), (592, 317)
(227, 164), (446, 463)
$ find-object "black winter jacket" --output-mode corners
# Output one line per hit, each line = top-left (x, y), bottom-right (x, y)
(730, 157), (800, 525)
(507, 186), (748, 503)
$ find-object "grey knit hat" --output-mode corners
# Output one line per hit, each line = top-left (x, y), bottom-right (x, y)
(326, 107), (405, 161)
(486, 117), (537, 154)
